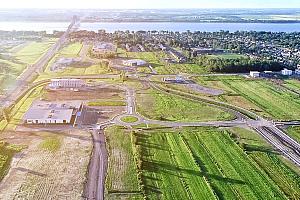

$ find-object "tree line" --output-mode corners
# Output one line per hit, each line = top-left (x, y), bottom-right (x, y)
(194, 56), (285, 73)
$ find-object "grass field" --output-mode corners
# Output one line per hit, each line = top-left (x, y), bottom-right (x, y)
(0, 142), (23, 181)
(39, 136), (62, 152)
(121, 116), (139, 123)
(223, 79), (300, 120)
(131, 127), (294, 199)
(206, 53), (248, 59)
(0, 40), (55, 92)
(105, 126), (143, 200)
(283, 79), (300, 93)
(4, 85), (44, 131)
(136, 89), (235, 122)
(59, 42), (83, 56)
(87, 100), (126, 107)
(193, 76), (300, 120)
(119, 50), (206, 74)
(228, 127), (300, 199)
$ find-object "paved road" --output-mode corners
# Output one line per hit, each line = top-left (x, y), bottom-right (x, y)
(0, 17), (78, 108)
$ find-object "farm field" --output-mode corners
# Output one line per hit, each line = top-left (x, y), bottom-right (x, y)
(132, 127), (296, 200)
(283, 79), (300, 93)
(228, 127), (300, 199)
(223, 78), (300, 120)
(105, 126), (143, 200)
(118, 50), (206, 74)
(136, 89), (235, 122)
(193, 76), (300, 120)
(0, 129), (92, 199)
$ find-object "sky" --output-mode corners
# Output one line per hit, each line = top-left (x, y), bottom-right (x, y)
(1, 0), (300, 9)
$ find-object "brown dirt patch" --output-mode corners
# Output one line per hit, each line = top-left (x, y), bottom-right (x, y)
(43, 87), (124, 101)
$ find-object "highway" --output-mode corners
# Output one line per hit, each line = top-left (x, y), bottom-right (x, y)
(0, 16), (79, 108)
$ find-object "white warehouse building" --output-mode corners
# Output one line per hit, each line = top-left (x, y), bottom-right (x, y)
(123, 59), (147, 67)
(281, 68), (293, 76)
(250, 71), (260, 78)
(49, 79), (85, 89)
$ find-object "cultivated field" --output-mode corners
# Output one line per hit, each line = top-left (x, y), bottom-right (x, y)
(105, 126), (143, 200)
(130, 126), (300, 200)
(193, 76), (300, 120)
(136, 89), (235, 122)
(0, 129), (92, 199)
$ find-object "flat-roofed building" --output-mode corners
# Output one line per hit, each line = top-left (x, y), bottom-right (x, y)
(123, 59), (147, 67)
(281, 68), (293, 76)
(23, 101), (82, 124)
(92, 42), (116, 54)
(49, 79), (85, 89)
(250, 71), (260, 78)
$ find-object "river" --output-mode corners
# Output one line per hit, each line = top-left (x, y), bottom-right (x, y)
(0, 21), (300, 33)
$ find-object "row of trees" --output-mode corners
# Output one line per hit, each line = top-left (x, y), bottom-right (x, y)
(194, 56), (284, 73)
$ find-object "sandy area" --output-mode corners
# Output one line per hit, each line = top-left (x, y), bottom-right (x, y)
(0, 129), (92, 200)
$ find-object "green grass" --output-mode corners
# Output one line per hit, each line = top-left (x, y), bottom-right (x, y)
(137, 89), (235, 122)
(60, 42), (83, 56)
(105, 126), (143, 199)
(87, 100), (125, 107)
(222, 78), (300, 120)
(0, 142), (23, 180)
(4, 85), (45, 131)
(206, 53), (248, 59)
(283, 79), (300, 93)
(133, 127), (292, 199)
(15, 40), (56, 65)
(121, 116), (139, 123)
(39, 136), (62, 152)
(119, 50), (206, 74)
(134, 129), (215, 199)
(286, 126), (300, 144)
(0, 39), (55, 92)
(228, 127), (300, 199)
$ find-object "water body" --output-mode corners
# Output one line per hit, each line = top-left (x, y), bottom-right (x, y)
(0, 21), (300, 33)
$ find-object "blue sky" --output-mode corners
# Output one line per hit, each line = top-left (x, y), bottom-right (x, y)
(1, 0), (300, 9)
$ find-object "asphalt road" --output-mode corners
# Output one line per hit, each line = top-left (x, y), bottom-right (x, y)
(0, 17), (78, 108)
